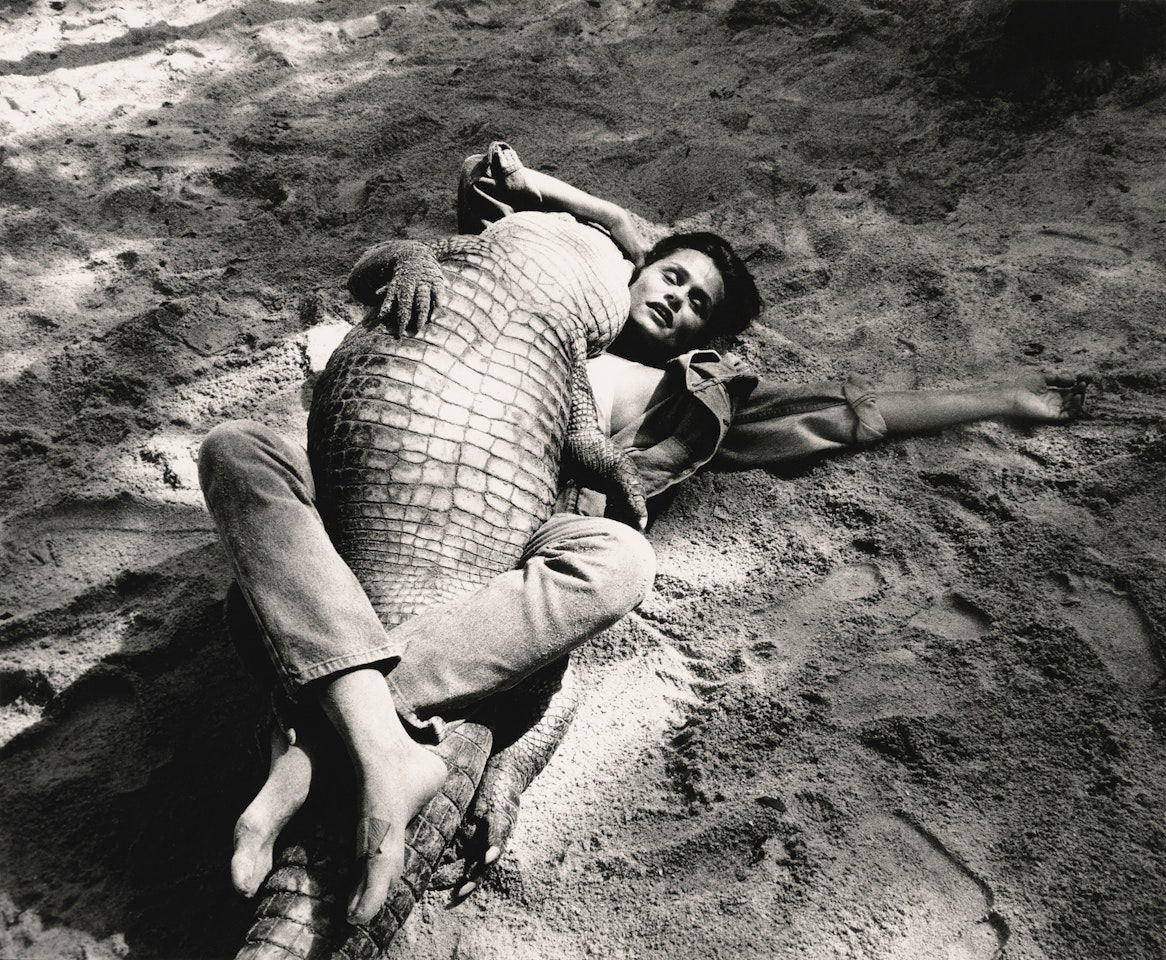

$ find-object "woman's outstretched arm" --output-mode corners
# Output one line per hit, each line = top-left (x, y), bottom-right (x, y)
(878, 372), (1089, 437)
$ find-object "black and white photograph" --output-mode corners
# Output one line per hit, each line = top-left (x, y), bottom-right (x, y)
(1, 1), (1164, 957)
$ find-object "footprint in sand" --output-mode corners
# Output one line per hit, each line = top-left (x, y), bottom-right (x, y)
(1007, 223), (1133, 263)
(810, 561), (885, 605)
(907, 593), (992, 642)
(736, 561), (885, 684)
(828, 593), (991, 723)
(811, 812), (1008, 960)
(878, 813), (1009, 960)
(1052, 574), (1163, 695)
(769, 561), (885, 637)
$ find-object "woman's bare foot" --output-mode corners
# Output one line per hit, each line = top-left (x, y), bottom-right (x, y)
(318, 668), (448, 926)
(1011, 372), (1090, 423)
(231, 721), (314, 897)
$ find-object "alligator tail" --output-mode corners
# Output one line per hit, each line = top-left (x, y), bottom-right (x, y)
(235, 720), (493, 960)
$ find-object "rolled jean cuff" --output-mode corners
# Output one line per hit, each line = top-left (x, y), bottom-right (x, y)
(294, 645), (403, 689)
(842, 374), (888, 444)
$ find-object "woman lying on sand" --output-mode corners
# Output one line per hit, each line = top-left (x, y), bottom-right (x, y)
(198, 141), (1089, 925)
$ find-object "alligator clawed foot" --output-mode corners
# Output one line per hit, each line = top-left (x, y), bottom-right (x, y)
(440, 780), (522, 906)
(606, 469), (648, 532)
(450, 845), (502, 905)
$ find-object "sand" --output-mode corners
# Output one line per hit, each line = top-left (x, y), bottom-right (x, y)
(1, 0), (1165, 957)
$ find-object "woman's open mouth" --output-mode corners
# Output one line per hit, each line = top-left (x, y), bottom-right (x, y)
(648, 302), (672, 327)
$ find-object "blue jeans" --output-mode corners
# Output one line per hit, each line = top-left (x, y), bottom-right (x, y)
(198, 421), (655, 735)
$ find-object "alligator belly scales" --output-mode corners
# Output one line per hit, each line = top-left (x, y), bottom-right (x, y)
(234, 212), (631, 960)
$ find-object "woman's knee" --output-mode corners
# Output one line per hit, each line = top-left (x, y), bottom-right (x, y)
(610, 522), (657, 595)
(579, 518), (657, 612)
(199, 420), (262, 482)
(198, 420), (293, 497)
(529, 514), (656, 613)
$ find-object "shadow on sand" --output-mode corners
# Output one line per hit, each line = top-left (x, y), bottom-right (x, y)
(0, 543), (266, 959)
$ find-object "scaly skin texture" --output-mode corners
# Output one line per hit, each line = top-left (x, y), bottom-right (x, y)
(234, 212), (637, 960)
(311, 212), (634, 622)
(432, 658), (580, 895)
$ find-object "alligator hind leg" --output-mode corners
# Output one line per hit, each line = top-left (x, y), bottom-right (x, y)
(434, 657), (581, 903)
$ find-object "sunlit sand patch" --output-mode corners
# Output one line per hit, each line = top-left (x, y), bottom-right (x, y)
(0, 240), (162, 351)
(251, 16), (379, 67)
(1, 17), (375, 139)
(0, 255), (101, 354)
(138, 428), (204, 491)
(802, 812), (1009, 960)
(0, 346), (54, 382)
(0, 911), (127, 960)
(1, 53), (189, 135)
(1, 0), (323, 61)
(0, 499), (215, 622)
(652, 536), (761, 591)
(134, 334), (311, 442)
(303, 319), (352, 372)
(507, 647), (700, 872)
(814, 560), (884, 604)
(1053, 573), (1162, 695)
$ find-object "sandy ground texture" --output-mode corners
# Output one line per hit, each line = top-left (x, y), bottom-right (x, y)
(2, 0), (1166, 958)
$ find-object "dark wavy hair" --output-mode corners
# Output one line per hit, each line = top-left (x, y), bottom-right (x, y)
(641, 231), (761, 344)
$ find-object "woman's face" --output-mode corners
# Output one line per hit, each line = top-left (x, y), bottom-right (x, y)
(620, 248), (726, 365)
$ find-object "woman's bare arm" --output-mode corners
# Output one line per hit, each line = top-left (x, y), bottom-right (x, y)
(516, 165), (650, 266)
(879, 372), (1090, 436)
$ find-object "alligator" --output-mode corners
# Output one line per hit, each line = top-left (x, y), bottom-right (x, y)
(233, 210), (645, 959)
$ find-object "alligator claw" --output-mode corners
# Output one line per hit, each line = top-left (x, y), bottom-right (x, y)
(348, 239), (445, 337)
(375, 258), (444, 337)
(434, 659), (580, 906)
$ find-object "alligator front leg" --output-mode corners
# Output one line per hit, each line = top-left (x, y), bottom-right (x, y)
(561, 356), (648, 530)
(347, 240), (447, 337)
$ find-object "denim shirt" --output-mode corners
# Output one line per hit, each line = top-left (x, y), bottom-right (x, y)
(611, 349), (757, 498)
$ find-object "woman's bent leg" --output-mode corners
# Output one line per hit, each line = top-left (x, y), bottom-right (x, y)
(386, 513), (656, 731)
(198, 420), (402, 693)
(200, 421), (441, 918)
